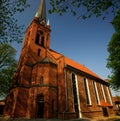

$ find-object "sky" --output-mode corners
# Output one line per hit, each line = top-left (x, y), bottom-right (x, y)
(13, 0), (120, 95)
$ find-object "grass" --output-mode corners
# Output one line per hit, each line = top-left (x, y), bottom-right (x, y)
(0, 115), (120, 121)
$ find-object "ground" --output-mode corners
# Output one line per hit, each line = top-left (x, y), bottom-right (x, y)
(0, 116), (120, 121)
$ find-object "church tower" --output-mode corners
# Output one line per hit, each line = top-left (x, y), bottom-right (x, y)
(15, 0), (51, 86)
(3, 0), (115, 119)
(4, 0), (58, 118)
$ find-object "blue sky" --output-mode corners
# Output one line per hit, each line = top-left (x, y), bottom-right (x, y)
(13, 0), (120, 95)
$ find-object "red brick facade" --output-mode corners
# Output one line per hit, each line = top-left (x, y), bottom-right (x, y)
(4, 0), (115, 119)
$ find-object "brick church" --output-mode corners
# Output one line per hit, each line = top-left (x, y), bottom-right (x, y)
(4, 0), (115, 119)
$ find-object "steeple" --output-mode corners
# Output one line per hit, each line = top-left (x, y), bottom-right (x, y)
(35, 0), (46, 24)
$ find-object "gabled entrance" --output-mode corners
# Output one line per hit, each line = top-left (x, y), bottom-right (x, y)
(36, 94), (44, 118)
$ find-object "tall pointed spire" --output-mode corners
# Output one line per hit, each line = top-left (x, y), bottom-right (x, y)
(35, 0), (46, 24)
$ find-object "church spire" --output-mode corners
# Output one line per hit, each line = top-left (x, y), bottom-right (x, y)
(35, 0), (46, 24)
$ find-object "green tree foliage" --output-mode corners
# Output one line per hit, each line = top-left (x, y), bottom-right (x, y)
(0, 44), (17, 98)
(49, 0), (120, 19)
(0, 44), (17, 69)
(107, 10), (120, 90)
(0, 0), (29, 43)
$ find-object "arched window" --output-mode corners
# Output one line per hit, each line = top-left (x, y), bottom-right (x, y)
(100, 84), (106, 102)
(35, 33), (40, 44)
(72, 73), (78, 112)
(106, 86), (113, 105)
(37, 94), (44, 103)
(93, 81), (100, 105)
(40, 76), (44, 84)
(83, 77), (92, 105)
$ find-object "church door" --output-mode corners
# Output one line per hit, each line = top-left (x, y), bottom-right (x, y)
(36, 95), (44, 118)
(102, 107), (109, 117)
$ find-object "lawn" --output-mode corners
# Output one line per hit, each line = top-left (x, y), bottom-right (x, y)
(0, 115), (120, 121)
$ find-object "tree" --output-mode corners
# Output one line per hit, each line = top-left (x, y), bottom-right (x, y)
(0, 44), (17, 69)
(49, 0), (120, 19)
(107, 10), (120, 90)
(0, 44), (17, 98)
(0, 0), (29, 43)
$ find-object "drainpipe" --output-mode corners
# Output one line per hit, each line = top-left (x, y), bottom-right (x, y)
(63, 64), (68, 119)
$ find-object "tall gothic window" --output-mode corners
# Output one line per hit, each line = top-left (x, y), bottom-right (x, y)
(100, 84), (106, 102)
(93, 81), (100, 105)
(84, 77), (92, 105)
(106, 86), (113, 105)
(72, 73), (78, 112)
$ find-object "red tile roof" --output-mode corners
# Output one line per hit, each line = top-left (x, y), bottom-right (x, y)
(49, 49), (103, 81)
(100, 100), (112, 107)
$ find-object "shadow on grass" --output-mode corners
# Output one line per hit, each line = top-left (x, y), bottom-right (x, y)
(97, 118), (120, 121)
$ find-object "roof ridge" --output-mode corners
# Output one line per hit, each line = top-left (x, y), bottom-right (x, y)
(49, 49), (63, 56)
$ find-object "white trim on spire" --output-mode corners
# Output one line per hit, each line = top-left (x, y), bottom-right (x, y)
(47, 19), (50, 26)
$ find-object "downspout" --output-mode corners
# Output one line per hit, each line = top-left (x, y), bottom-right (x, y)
(63, 64), (68, 119)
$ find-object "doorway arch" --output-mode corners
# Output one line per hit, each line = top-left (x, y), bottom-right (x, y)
(36, 94), (44, 118)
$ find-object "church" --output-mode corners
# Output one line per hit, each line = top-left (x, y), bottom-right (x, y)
(4, 0), (115, 119)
